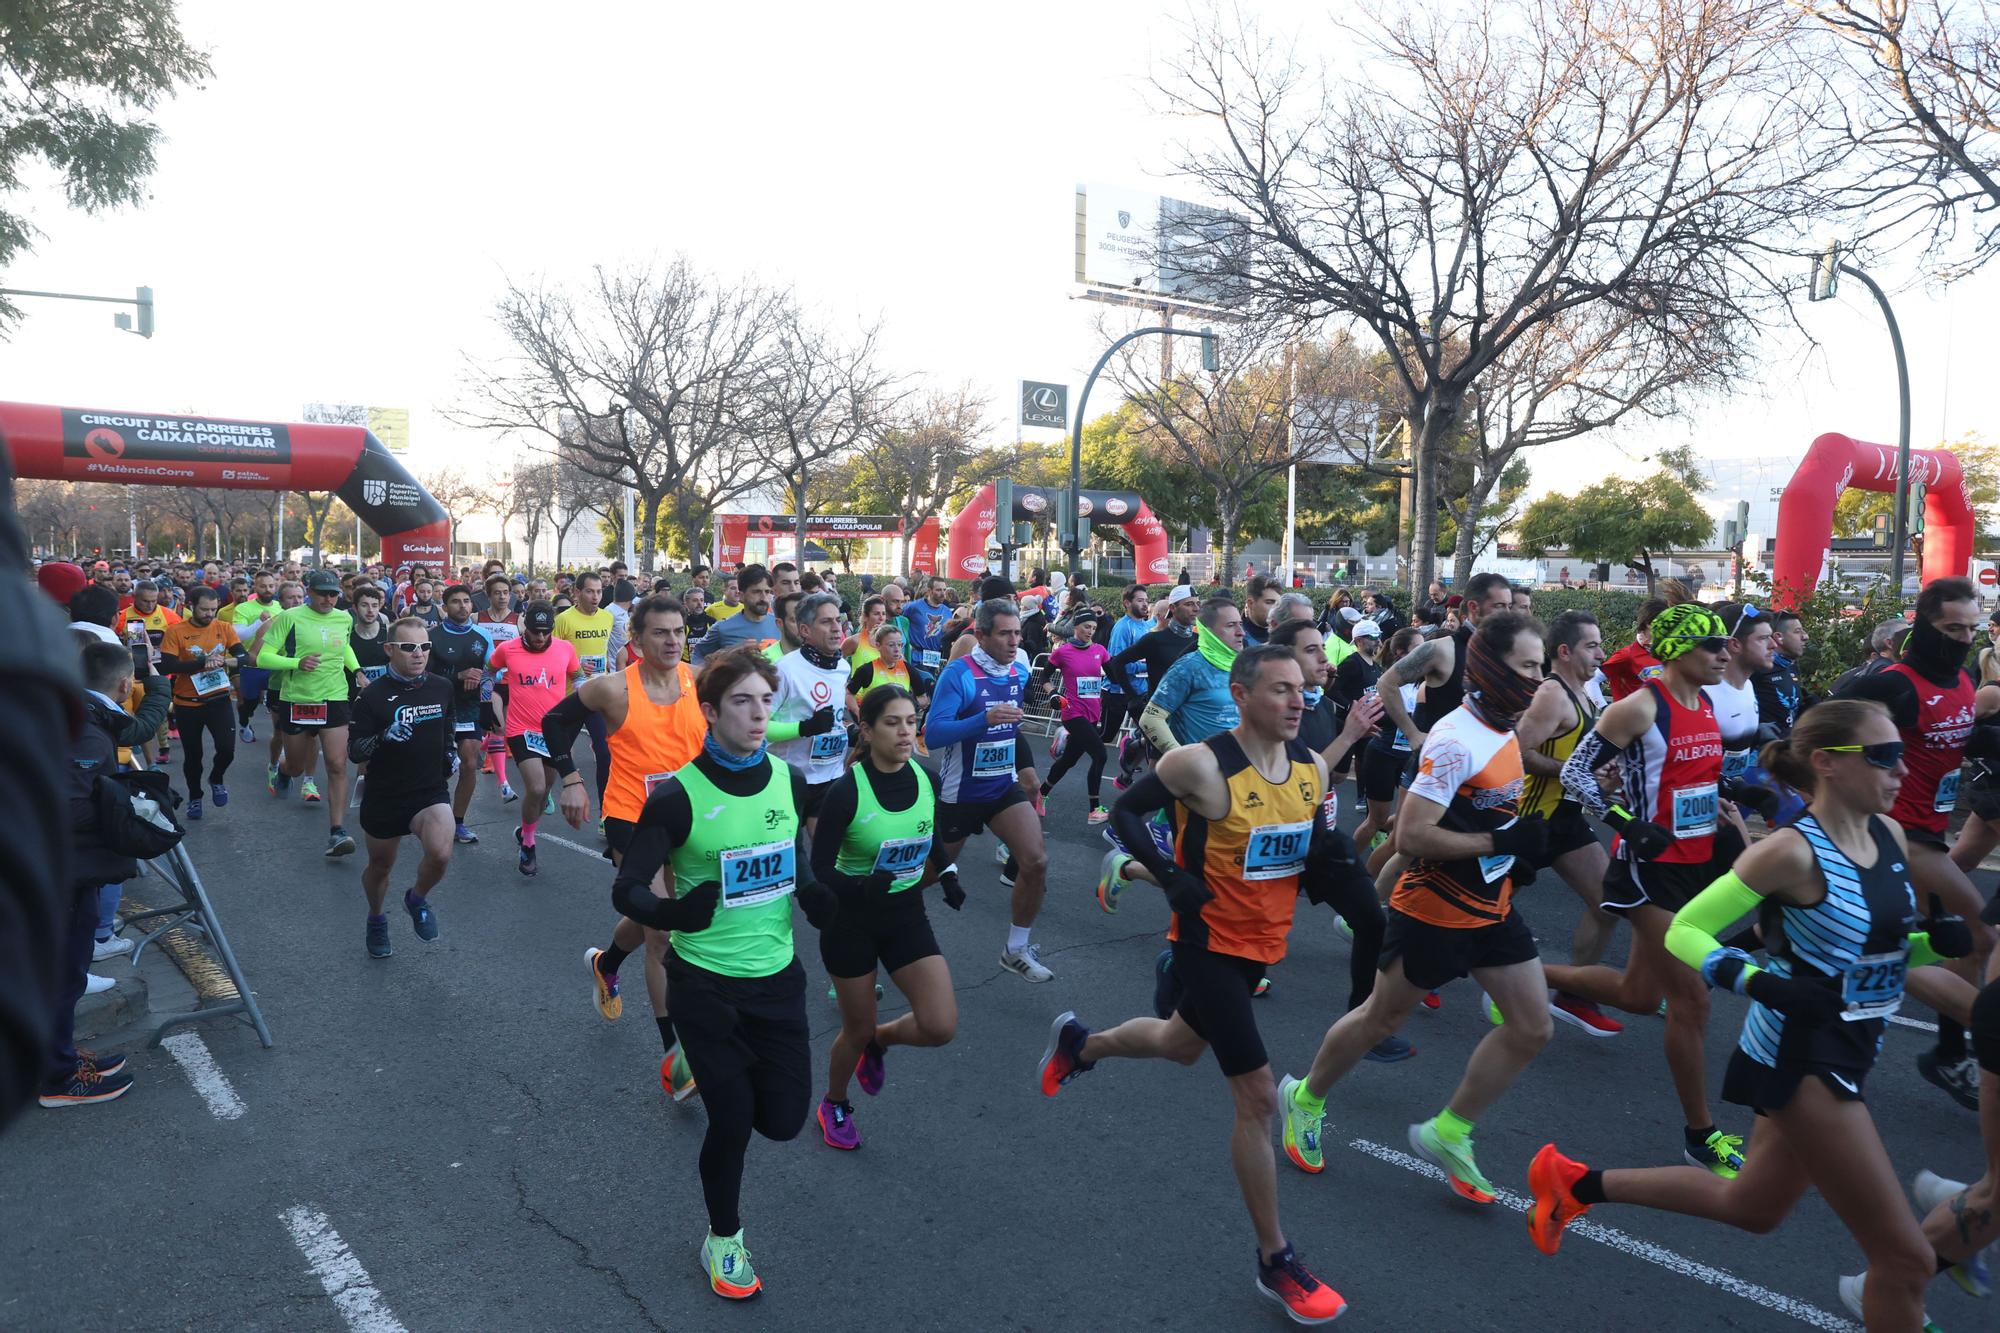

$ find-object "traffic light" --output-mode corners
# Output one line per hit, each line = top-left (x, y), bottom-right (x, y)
(1199, 327), (1218, 372)
(114, 286), (154, 338)
(1723, 519), (1738, 549)
(1808, 241), (1840, 302)
(1011, 521), (1033, 547)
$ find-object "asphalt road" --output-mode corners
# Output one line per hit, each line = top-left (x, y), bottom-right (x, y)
(1, 739), (1992, 1332)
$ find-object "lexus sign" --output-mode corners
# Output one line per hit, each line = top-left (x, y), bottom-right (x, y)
(1019, 380), (1068, 430)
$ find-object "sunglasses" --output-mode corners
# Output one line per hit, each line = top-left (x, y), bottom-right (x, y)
(1682, 636), (1729, 654)
(389, 641), (432, 654)
(1822, 741), (1904, 770)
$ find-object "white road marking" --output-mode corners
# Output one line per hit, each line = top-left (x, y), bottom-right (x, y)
(159, 1032), (246, 1120)
(1887, 1013), (1938, 1032)
(1346, 1138), (1859, 1332)
(280, 1206), (407, 1333)
(536, 832), (604, 859)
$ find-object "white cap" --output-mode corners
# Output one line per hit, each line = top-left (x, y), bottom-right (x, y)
(1339, 606), (1362, 623)
(1351, 619), (1382, 639)
(1163, 585), (1196, 606)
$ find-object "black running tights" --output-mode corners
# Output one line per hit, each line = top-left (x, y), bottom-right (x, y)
(697, 1061), (809, 1235)
(1045, 716), (1108, 802)
(173, 699), (236, 794)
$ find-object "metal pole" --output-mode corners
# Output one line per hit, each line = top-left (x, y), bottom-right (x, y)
(1283, 347), (1298, 584)
(1839, 263), (1914, 597)
(622, 487), (636, 571)
(1068, 324), (1200, 585)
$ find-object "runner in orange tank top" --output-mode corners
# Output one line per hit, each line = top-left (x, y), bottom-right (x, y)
(539, 594), (710, 1100)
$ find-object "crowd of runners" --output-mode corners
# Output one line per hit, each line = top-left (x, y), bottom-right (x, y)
(38, 549), (2000, 1329)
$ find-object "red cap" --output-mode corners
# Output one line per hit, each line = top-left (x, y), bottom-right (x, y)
(36, 560), (87, 607)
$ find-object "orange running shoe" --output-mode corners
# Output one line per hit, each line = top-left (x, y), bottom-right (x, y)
(585, 947), (621, 1021)
(1527, 1143), (1594, 1255)
(1255, 1244), (1347, 1325)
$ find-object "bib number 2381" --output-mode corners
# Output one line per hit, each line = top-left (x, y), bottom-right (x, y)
(973, 738), (1015, 779)
(720, 840), (796, 909)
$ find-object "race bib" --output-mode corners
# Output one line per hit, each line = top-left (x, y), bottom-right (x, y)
(454, 718), (476, 734)
(581, 654), (607, 678)
(1841, 949), (1905, 1021)
(523, 731), (550, 758)
(1477, 853), (1515, 885)
(1936, 767), (1962, 814)
(290, 702), (328, 727)
(1391, 728), (1411, 753)
(809, 730), (848, 764)
(191, 668), (230, 697)
(479, 677), (496, 702)
(1075, 675), (1102, 699)
(643, 771), (674, 799)
(873, 834), (932, 879)
(1671, 783), (1718, 838)
(1243, 820), (1310, 881)
(719, 839), (796, 908)
(973, 738), (1015, 779)
(1721, 748), (1753, 782)
(917, 648), (941, 671)
(360, 665), (389, 683)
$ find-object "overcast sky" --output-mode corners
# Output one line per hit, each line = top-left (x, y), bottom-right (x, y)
(3, 0), (1992, 517)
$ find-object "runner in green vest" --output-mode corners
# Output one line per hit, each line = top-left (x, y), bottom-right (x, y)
(256, 570), (362, 856)
(808, 684), (962, 1151)
(608, 645), (837, 1303)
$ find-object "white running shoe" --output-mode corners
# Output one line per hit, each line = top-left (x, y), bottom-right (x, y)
(84, 974), (115, 995)
(993, 840), (1010, 866)
(999, 944), (1054, 983)
(92, 936), (133, 962)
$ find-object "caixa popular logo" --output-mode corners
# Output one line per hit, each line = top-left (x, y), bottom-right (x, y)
(362, 479), (387, 506)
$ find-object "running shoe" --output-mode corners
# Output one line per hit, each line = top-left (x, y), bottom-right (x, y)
(699, 1229), (761, 1301)
(1151, 947), (1181, 1020)
(1254, 1244), (1347, 1325)
(74, 1048), (127, 1077)
(366, 916), (392, 959)
(1836, 1273), (1942, 1332)
(404, 892), (438, 942)
(91, 936), (133, 962)
(239, 723), (256, 744)
(662, 1049), (698, 1103)
(993, 841), (1009, 866)
(596, 815), (605, 839)
(1683, 1127), (1745, 1178)
(544, 791), (556, 816)
(855, 1041), (886, 1097)
(1526, 1143), (1593, 1255)
(455, 822), (478, 845)
(1278, 1074), (1324, 1173)
(38, 1062), (134, 1108)
(998, 863), (1016, 889)
(1000, 943), (1053, 982)
(325, 828), (356, 858)
(1334, 915), (1352, 940)
(1918, 1049), (1982, 1111)
(168, 725), (179, 741)
(824, 981), (884, 1000)
(1255, 977), (1272, 997)
(1086, 805), (1110, 825)
(1481, 992), (1503, 1026)
(585, 947), (621, 1021)
(1913, 1168), (1992, 1297)
(186, 795), (202, 821)
(210, 783), (229, 808)
(817, 1096), (862, 1150)
(1409, 1117), (1495, 1203)
(500, 782), (519, 803)
(1037, 1010), (1094, 1096)
(156, 741), (169, 761)
(1363, 1035), (1416, 1064)
(516, 827), (537, 876)
(1096, 849), (1132, 914)
(1421, 989), (1442, 1011)
(1550, 991), (1623, 1037)
(268, 764), (286, 797)
(300, 777), (321, 802)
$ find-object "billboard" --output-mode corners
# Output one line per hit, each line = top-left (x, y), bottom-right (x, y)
(303, 403), (410, 453)
(1019, 381), (1068, 430)
(1074, 182), (1244, 305)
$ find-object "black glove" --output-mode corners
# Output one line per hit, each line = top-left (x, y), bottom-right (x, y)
(1608, 807), (1674, 861)
(1489, 816), (1549, 863)
(1918, 892), (1975, 961)
(1163, 867), (1213, 944)
(796, 879), (838, 930)
(657, 881), (721, 934)
(1744, 969), (1845, 1024)
(937, 867), (965, 911)
(798, 705), (838, 738)
(863, 869), (898, 903)
(1722, 778), (1780, 823)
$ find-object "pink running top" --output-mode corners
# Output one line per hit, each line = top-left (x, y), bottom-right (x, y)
(489, 637), (581, 737)
(1050, 641), (1110, 723)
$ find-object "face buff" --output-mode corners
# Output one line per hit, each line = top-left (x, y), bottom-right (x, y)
(1904, 611), (1971, 684)
(1197, 621), (1238, 674)
(703, 731), (767, 771)
(1463, 629), (1538, 729)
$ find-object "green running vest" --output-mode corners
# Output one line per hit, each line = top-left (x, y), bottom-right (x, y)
(833, 763), (935, 893)
(668, 759), (800, 978)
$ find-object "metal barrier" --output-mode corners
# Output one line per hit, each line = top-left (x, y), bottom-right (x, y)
(124, 841), (274, 1049)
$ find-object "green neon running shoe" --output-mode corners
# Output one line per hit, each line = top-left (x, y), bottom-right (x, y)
(1684, 1128), (1745, 1178)
(1409, 1118), (1495, 1203)
(1482, 991), (1504, 1026)
(1278, 1074), (1324, 1174)
(699, 1228), (760, 1300)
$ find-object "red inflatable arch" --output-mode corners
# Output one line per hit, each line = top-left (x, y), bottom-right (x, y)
(0, 401), (451, 568)
(946, 482), (1170, 582)
(1769, 433), (1975, 609)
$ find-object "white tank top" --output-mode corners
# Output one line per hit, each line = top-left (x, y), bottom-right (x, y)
(1703, 676), (1760, 782)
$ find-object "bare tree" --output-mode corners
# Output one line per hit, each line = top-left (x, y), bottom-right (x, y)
(855, 383), (994, 575)
(551, 443), (618, 570)
(512, 457), (558, 575)
(419, 463), (485, 564)
(1158, 0), (1835, 594)
(455, 258), (789, 575)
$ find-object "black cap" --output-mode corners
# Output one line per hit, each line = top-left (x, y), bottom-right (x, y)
(307, 570), (342, 593)
(524, 605), (555, 632)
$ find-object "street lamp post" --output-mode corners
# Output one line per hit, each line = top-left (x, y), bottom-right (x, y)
(1809, 244), (1914, 597)
(0, 285), (153, 336)
(1066, 324), (1217, 583)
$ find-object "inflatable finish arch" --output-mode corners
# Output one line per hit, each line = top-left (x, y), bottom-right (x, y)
(0, 402), (450, 567)
(1770, 432), (1975, 609)
(947, 483), (1169, 581)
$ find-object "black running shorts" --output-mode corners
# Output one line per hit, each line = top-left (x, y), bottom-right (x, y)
(359, 786), (449, 841)
(274, 698), (352, 736)
(1722, 1048), (1869, 1115)
(1600, 858), (1712, 916)
(1527, 805), (1601, 871)
(1358, 746), (1408, 805)
(1170, 940), (1269, 1078)
(1379, 907), (1539, 992)
(818, 894), (940, 979)
(1972, 979), (2000, 1076)
(937, 785), (1030, 844)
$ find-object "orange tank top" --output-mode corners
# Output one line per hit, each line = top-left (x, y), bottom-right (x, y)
(603, 661), (706, 822)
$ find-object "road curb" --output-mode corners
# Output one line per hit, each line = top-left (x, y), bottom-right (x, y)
(74, 969), (147, 1042)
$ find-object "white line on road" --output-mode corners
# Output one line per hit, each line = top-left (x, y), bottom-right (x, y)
(159, 1031), (246, 1120)
(280, 1206), (407, 1333)
(1346, 1138), (1859, 1332)
(536, 831), (604, 859)
(1888, 1013), (1939, 1032)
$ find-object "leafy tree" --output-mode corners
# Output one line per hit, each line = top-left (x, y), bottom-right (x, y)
(0, 1), (210, 330)
(1515, 463), (1715, 595)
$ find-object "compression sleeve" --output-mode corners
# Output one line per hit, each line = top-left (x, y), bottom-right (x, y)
(349, 686), (385, 764)
(1665, 870), (1766, 976)
(1110, 770), (1178, 887)
(923, 663), (987, 749)
(790, 768), (820, 892)
(1137, 699), (1179, 753)
(610, 779), (694, 928)
(1559, 728), (1625, 819)
(809, 770), (865, 895)
(1908, 933), (1947, 968)
(255, 612), (300, 671)
(538, 690), (589, 778)
(768, 718), (803, 743)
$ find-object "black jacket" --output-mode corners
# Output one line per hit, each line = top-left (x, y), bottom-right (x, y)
(68, 683), (172, 885)
(1105, 626), (1197, 695)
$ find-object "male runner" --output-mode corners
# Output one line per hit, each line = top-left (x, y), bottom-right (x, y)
(1751, 608), (1814, 735)
(227, 569), (280, 743)
(1278, 612), (1555, 1205)
(1551, 603), (1750, 1175)
(1138, 597), (1245, 752)
(1241, 573), (1281, 646)
(1512, 609), (1622, 1035)
(1599, 596), (1669, 701)
(1099, 583), (1154, 784)
(157, 586), (248, 819)
(428, 584), (493, 844)
(348, 617), (458, 959)
(901, 576), (951, 678)
(761, 591), (804, 663)
(767, 591), (851, 832)
(925, 598), (1051, 981)
(771, 561), (801, 598)
(554, 571), (618, 812)
(257, 570), (361, 857)
(476, 573), (523, 799)
(1038, 644), (1360, 1325)
(1372, 571), (1513, 763)
(690, 563), (777, 662)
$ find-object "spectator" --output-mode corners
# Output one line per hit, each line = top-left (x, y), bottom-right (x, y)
(1829, 617), (1911, 695)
